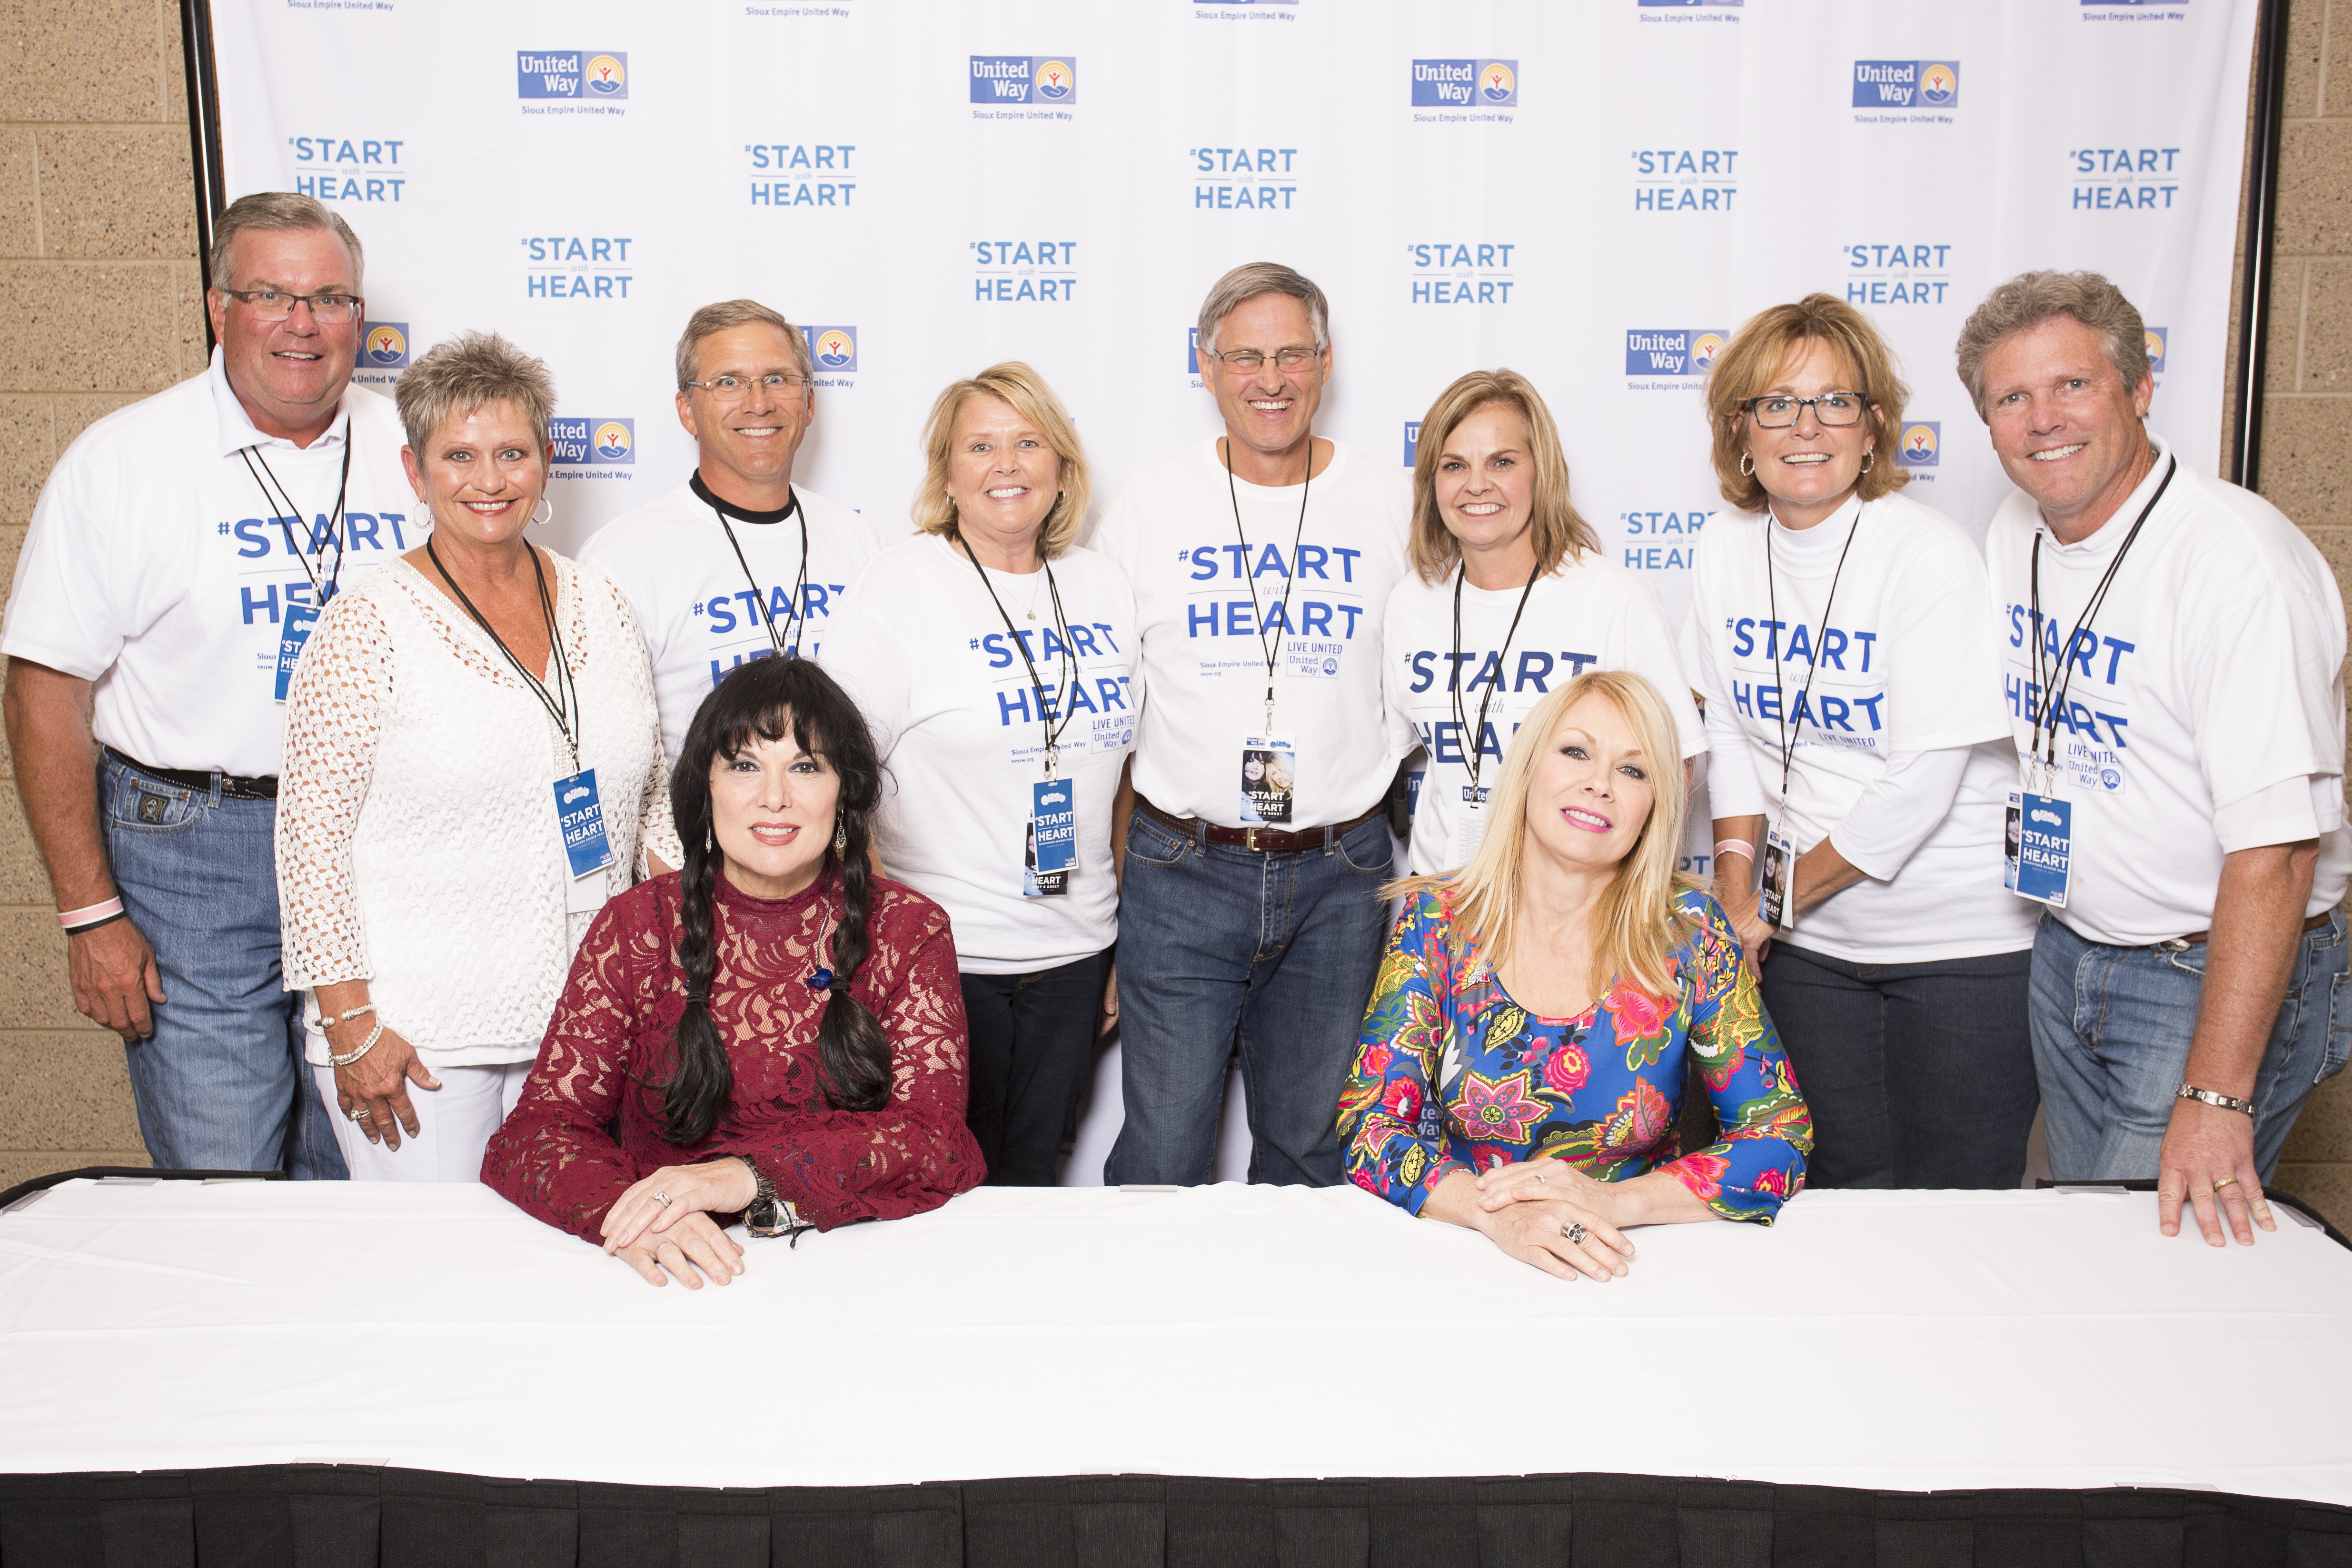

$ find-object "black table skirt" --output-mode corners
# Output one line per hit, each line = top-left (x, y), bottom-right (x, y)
(5, 1467), (2351, 1567)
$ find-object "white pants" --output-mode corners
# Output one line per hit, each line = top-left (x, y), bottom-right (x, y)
(311, 1060), (532, 1182)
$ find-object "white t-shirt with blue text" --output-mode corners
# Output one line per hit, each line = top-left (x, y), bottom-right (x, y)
(579, 476), (882, 767)
(2, 347), (421, 777)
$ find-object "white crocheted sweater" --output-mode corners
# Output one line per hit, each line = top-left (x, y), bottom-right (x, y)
(276, 551), (685, 1063)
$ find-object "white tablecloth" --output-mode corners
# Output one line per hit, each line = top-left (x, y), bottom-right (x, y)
(1, 1181), (2346, 1502)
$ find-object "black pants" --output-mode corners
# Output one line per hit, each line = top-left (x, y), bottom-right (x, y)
(1758, 941), (2038, 1190)
(960, 948), (1114, 1186)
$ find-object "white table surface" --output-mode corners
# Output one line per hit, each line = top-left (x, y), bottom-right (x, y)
(1, 1180), (2347, 1502)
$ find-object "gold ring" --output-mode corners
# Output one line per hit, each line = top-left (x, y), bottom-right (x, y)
(2214, 1176), (2241, 1191)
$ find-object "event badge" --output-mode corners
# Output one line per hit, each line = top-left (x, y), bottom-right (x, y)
(1759, 824), (1796, 929)
(1239, 734), (1298, 825)
(554, 768), (614, 881)
(2005, 790), (2073, 908)
(1023, 819), (1069, 898)
(1452, 784), (1490, 869)
(273, 604), (318, 702)
(1031, 778), (1078, 876)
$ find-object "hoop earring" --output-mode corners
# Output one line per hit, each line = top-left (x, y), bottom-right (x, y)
(1738, 453), (1754, 477)
(1860, 448), (1875, 475)
(531, 495), (554, 527)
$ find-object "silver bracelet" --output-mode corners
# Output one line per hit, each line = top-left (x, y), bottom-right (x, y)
(329, 1002), (377, 1026)
(327, 1018), (384, 1069)
(2177, 1082), (2255, 1117)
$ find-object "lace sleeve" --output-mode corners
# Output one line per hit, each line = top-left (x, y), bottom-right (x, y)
(597, 573), (684, 874)
(479, 893), (653, 1241)
(740, 899), (984, 1229)
(275, 589), (395, 991)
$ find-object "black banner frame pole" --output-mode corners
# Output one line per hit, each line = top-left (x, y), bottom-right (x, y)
(2232, 0), (2292, 489)
(179, 0), (226, 355)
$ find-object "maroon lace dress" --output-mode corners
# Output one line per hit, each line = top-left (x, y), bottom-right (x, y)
(481, 866), (984, 1240)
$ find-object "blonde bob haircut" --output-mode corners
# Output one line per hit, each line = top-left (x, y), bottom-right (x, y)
(1391, 669), (1699, 1003)
(1703, 293), (1911, 515)
(1408, 368), (1600, 586)
(911, 362), (1091, 560)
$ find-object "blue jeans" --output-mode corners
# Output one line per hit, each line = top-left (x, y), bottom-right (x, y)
(1758, 942), (2036, 1189)
(100, 754), (346, 1179)
(2030, 909), (2352, 1181)
(1104, 811), (1392, 1187)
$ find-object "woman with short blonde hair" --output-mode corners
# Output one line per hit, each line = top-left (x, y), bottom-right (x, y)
(1385, 369), (1702, 877)
(1340, 670), (1811, 1280)
(820, 362), (1137, 1185)
(1685, 295), (2039, 1191)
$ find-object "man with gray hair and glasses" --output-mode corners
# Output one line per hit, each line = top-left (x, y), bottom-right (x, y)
(1, 192), (419, 1179)
(1095, 261), (1411, 1187)
(1963, 268), (2350, 1247)
(582, 299), (879, 767)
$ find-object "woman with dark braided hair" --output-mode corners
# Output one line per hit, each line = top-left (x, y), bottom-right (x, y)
(482, 656), (984, 1287)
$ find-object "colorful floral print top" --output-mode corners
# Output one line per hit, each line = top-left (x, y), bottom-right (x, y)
(1339, 885), (1810, 1223)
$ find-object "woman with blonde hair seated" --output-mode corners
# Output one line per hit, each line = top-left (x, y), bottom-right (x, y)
(1339, 669), (1811, 1280)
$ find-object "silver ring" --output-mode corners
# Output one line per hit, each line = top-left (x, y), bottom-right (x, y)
(1534, 1172), (1548, 1185)
(1563, 1221), (1588, 1245)
(653, 1191), (672, 1208)
(353, 1106), (371, 1120)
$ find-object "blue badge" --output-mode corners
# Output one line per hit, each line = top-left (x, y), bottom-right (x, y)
(554, 768), (614, 878)
(1032, 778), (1078, 874)
(274, 604), (319, 702)
(2006, 790), (2072, 908)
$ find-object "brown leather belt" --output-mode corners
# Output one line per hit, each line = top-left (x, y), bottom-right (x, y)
(1136, 795), (1383, 855)
(2165, 910), (2332, 949)
(105, 746), (278, 801)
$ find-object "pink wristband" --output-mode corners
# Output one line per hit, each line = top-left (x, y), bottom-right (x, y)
(1713, 840), (1755, 864)
(57, 897), (123, 929)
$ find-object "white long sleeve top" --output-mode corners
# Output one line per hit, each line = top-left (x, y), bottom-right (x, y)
(276, 550), (683, 1065)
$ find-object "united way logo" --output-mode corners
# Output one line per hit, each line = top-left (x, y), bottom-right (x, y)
(361, 322), (408, 368)
(1187, 327), (1200, 375)
(1853, 60), (1959, 109)
(802, 325), (858, 372)
(550, 417), (634, 465)
(1412, 60), (1517, 107)
(1624, 328), (1724, 377)
(970, 56), (1079, 105)
(1897, 421), (1940, 468)
(1403, 420), (1421, 466)
(2144, 327), (2167, 374)
(518, 51), (628, 100)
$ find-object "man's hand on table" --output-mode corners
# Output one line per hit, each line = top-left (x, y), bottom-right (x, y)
(602, 1158), (761, 1287)
(2157, 1098), (2277, 1247)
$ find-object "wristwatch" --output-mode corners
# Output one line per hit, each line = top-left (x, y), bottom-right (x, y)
(2177, 1082), (2256, 1117)
(734, 1154), (808, 1240)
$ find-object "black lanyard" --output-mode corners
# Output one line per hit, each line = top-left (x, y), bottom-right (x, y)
(426, 537), (581, 770)
(692, 473), (811, 660)
(1223, 438), (1313, 735)
(1764, 505), (1864, 794)
(1450, 559), (1540, 799)
(240, 436), (354, 604)
(2027, 455), (2175, 773)
(955, 534), (1078, 777)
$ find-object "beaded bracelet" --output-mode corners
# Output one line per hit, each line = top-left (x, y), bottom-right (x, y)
(327, 1018), (384, 1069)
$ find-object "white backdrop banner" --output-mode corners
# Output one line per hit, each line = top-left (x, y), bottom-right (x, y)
(209, 0), (2257, 1181)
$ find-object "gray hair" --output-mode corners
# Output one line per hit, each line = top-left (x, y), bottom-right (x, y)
(394, 331), (557, 453)
(1955, 269), (2148, 420)
(675, 298), (812, 389)
(1195, 261), (1330, 359)
(208, 191), (365, 296)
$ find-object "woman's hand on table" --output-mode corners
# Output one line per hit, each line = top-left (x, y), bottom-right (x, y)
(601, 1157), (761, 1253)
(1424, 1165), (1635, 1282)
(1475, 1154), (1628, 1225)
(331, 1023), (438, 1151)
(611, 1211), (744, 1289)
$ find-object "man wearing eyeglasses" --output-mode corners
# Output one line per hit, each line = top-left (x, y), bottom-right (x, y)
(581, 299), (880, 768)
(2, 192), (419, 1180)
(1094, 261), (1413, 1187)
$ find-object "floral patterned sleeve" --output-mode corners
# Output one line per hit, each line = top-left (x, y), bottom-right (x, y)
(1657, 893), (1813, 1222)
(1340, 891), (1471, 1216)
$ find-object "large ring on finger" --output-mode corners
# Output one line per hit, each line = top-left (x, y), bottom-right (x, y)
(653, 1191), (672, 1208)
(2214, 1176), (2242, 1191)
(1563, 1221), (1588, 1245)
(353, 1106), (371, 1120)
